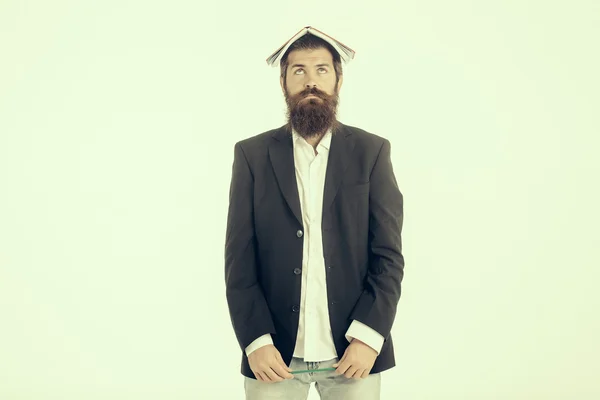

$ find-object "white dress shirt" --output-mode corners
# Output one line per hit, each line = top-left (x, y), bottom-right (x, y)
(245, 129), (384, 361)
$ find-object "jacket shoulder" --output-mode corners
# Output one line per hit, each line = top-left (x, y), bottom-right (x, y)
(339, 123), (391, 150)
(235, 126), (284, 150)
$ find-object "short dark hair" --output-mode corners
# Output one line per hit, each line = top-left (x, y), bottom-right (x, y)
(280, 34), (343, 87)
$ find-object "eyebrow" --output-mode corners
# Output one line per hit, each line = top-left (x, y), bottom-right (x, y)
(289, 63), (331, 69)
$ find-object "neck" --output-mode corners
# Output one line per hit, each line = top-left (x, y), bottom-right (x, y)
(291, 126), (327, 147)
(305, 134), (322, 148)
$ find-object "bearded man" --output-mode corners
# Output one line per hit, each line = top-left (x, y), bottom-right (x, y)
(225, 28), (405, 400)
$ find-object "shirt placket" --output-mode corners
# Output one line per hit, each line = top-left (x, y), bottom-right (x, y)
(305, 148), (322, 359)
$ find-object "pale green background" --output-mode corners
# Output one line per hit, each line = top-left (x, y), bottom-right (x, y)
(1, 1), (599, 399)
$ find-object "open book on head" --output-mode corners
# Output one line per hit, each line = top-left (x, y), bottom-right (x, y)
(266, 26), (356, 67)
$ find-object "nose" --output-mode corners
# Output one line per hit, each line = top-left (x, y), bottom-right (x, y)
(304, 71), (318, 89)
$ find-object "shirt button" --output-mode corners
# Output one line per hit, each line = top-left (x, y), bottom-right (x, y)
(296, 230), (303, 238)
(292, 305), (300, 312)
(293, 268), (302, 275)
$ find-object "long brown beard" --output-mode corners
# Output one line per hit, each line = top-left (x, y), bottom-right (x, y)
(285, 86), (339, 139)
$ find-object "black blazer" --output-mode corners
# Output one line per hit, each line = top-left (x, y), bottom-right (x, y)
(224, 122), (405, 379)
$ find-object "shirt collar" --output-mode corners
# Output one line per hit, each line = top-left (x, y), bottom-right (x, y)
(292, 129), (333, 151)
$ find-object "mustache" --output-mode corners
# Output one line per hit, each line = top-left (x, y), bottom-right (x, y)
(298, 87), (328, 99)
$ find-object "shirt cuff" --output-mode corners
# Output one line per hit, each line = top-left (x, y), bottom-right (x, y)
(245, 334), (274, 357)
(345, 320), (385, 354)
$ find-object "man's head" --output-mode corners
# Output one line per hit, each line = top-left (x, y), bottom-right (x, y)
(280, 34), (344, 139)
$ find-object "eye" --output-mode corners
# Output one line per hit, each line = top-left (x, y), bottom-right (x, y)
(318, 67), (328, 73)
(294, 69), (305, 75)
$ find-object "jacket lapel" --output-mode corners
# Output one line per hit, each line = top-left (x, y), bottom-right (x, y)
(269, 126), (303, 226)
(268, 123), (355, 227)
(323, 123), (355, 212)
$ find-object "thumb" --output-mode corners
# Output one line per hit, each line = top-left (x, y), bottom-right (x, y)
(276, 351), (292, 372)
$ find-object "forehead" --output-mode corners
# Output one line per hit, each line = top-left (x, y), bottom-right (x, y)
(286, 47), (334, 67)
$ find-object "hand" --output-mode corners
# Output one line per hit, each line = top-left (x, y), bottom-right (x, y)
(333, 338), (378, 379)
(248, 344), (294, 383)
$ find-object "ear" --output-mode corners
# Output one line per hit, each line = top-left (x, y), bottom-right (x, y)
(336, 74), (344, 93)
(280, 75), (285, 94)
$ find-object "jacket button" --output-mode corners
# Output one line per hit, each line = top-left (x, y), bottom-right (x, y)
(296, 230), (303, 238)
(292, 305), (300, 312)
(293, 268), (302, 275)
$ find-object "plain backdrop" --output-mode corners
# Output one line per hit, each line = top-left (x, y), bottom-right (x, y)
(1, 1), (599, 399)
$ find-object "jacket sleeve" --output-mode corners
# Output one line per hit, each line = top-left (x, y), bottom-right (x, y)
(349, 138), (405, 340)
(225, 142), (276, 351)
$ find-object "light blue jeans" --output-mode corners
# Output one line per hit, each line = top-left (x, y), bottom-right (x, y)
(244, 357), (381, 400)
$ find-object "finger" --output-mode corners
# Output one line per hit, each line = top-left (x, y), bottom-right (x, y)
(264, 367), (284, 383)
(334, 361), (346, 374)
(274, 363), (294, 380)
(261, 370), (273, 383)
(275, 352), (292, 373)
(361, 368), (371, 379)
(345, 366), (359, 379)
(333, 354), (348, 372)
(274, 360), (293, 379)
(353, 368), (366, 380)
(336, 359), (351, 375)
(333, 352), (347, 368)
(255, 371), (266, 382)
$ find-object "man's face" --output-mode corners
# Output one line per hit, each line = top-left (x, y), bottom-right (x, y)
(281, 47), (342, 97)
(281, 47), (343, 139)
